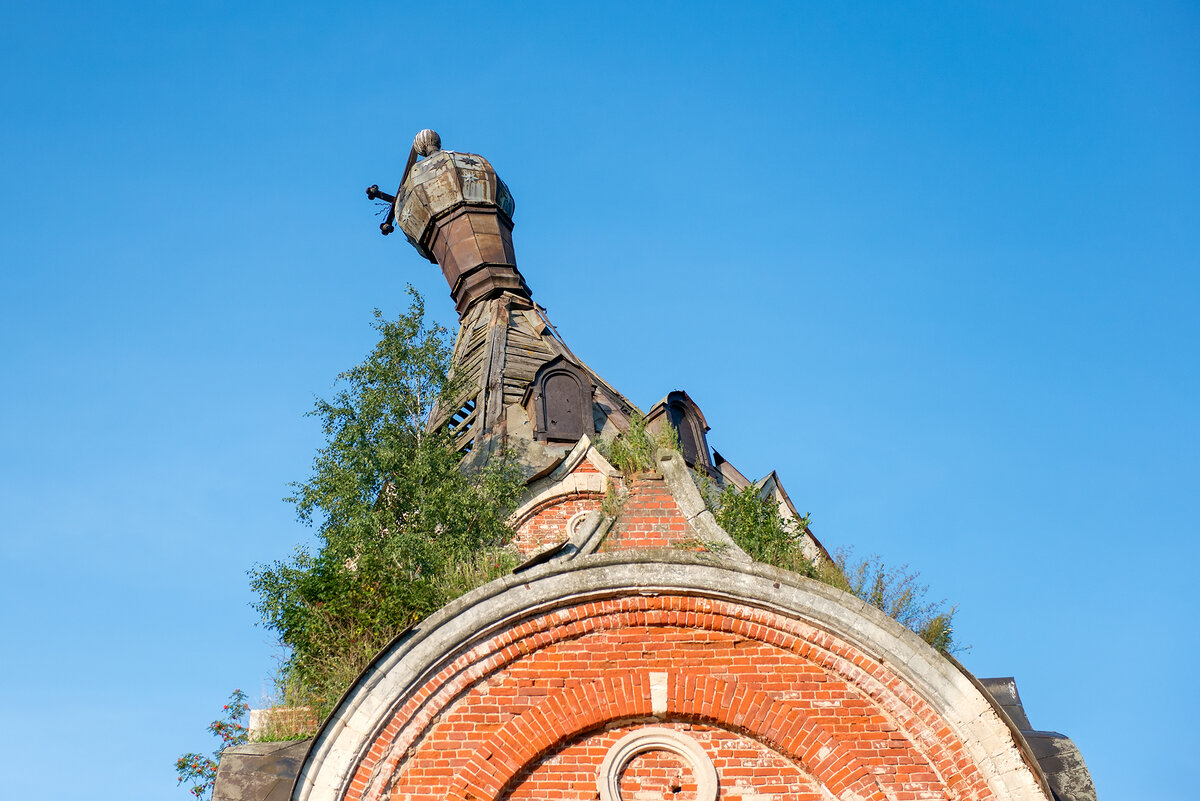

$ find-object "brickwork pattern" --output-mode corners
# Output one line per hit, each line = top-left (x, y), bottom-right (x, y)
(604, 475), (691, 551)
(505, 722), (823, 801)
(512, 493), (603, 555)
(344, 594), (997, 801)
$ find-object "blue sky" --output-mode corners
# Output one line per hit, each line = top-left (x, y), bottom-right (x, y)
(1, 3), (1197, 799)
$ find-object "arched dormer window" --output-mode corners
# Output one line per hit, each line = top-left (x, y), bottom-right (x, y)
(645, 390), (712, 471)
(522, 356), (595, 443)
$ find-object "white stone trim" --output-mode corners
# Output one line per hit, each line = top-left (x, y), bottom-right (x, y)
(291, 554), (1052, 801)
(509, 470), (607, 530)
(566, 510), (592, 538)
(649, 671), (668, 716)
(656, 449), (749, 562)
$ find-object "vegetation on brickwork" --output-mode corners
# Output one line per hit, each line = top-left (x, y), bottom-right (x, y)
(175, 689), (249, 800)
(595, 410), (679, 476)
(822, 549), (958, 652)
(595, 413), (681, 518)
(696, 474), (958, 652)
(178, 286), (961, 795)
(248, 288), (525, 720)
(709, 480), (818, 578)
(244, 672), (321, 741)
(600, 481), (624, 518)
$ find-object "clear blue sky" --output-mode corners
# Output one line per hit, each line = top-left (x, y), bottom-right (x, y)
(1, 3), (1196, 799)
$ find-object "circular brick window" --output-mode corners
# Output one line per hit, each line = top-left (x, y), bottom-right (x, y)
(597, 728), (717, 801)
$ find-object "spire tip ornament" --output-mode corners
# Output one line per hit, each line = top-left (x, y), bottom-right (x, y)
(364, 131), (527, 317)
(413, 129), (441, 157)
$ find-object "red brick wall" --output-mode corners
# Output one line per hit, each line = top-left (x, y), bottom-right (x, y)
(347, 594), (997, 801)
(604, 475), (692, 551)
(512, 493), (603, 555)
(505, 723), (823, 801)
(512, 475), (701, 557)
(571, 458), (600, 474)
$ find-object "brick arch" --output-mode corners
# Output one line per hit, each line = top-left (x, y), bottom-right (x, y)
(511, 491), (602, 527)
(510, 490), (603, 555)
(451, 673), (886, 801)
(354, 598), (971, 801)
(294, 556), (1050, 801)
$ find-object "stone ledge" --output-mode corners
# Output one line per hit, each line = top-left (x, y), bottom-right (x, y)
(213, 739), (312, 801)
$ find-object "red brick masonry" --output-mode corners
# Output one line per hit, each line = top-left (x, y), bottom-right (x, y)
(514, 471), (697, 557)
(346, 594), (997, 801)
(513, 493), (602, 554)
(604, 476), (691, 552)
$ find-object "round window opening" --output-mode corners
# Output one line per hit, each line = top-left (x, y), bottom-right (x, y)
(597, 728), (718, 801)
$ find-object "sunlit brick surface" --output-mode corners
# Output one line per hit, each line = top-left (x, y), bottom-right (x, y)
(602, 476), (692, 552)
(344, 594), (998, 801)
(512, 493), (603, 555)
(505, 723), (823, 801)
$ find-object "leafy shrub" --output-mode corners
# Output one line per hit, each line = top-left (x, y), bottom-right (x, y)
(822, 548), (958, 651)
(596, 411), (679, 476)
(710, 481), (816, 578)
(175, 690), (249, 800)
(697, 473), (958, 652)
(248, 289), (525, 718)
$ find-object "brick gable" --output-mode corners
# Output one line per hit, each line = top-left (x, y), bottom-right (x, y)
(341, 591), (1011, 801)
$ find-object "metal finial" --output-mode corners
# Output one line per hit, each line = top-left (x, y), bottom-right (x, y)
(366, 129), (442, 236)
(414, 129), (441, 157)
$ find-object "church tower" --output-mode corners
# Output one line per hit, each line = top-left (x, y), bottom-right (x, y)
(215, 132), (1095, 801)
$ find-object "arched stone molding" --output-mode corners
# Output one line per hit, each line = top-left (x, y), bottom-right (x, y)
(291, 555), (1052, 801)
(510, 489), (605, 535)
(597, 728), (718, 801)
(509, 435), (614, 533)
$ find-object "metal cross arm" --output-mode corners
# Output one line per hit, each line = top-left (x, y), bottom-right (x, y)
(364, 128), (442, 236)
(365, 184), (399, 235)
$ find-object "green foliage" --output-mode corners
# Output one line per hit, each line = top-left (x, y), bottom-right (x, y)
(600, 481), (624, 518)
(597, 411), (679, 476)
(708, 480), (817, 578)
(175, 690), (249, 800)
(248, 288), (525, 717)
(696, 472), (958, 652)
(821, 549), (958, 651)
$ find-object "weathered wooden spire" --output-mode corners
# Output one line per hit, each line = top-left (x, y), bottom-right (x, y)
(367, 132), (639, 463)
(368, 130), (530, 318)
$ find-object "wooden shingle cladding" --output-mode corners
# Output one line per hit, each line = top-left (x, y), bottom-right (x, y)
(428, 292), (639, 455)
(431, 301), (491, 453)
(432, 291), (829, 563)
(502, 309), (557, 408)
